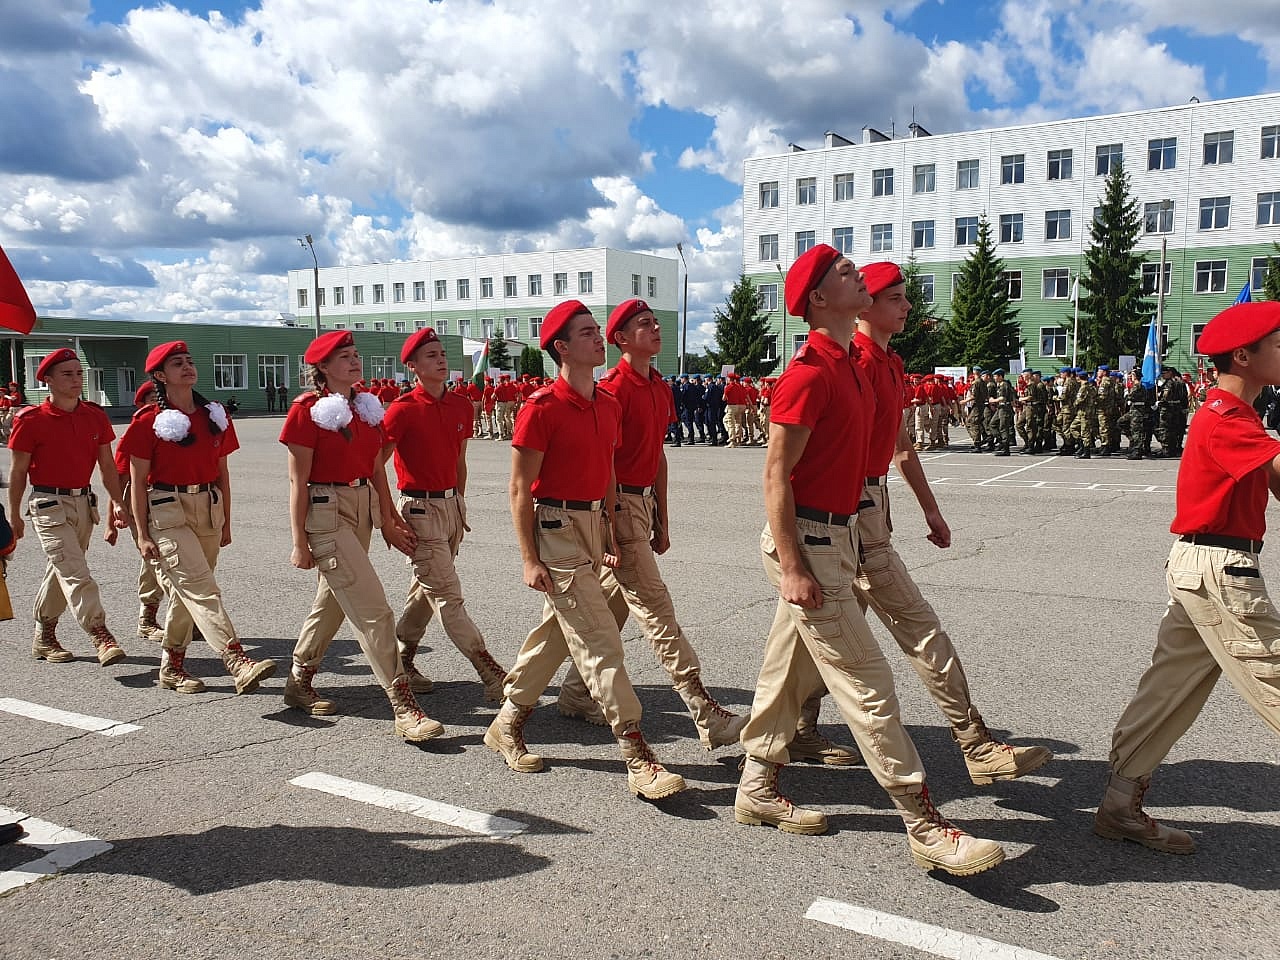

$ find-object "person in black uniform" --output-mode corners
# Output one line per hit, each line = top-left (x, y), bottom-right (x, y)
(690, 376), (709, 443)
(705, 375), (726, 446)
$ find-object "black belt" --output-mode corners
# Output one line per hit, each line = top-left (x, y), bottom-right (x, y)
(1179, 534), (1263, 553)
(536, 498), (603, 512)
(152, 482), (215, 494)
(864, 476), (882, 486)
(795, 505), (854, 527)
(401, 487), (456, 499)
(311, 477), (370, 488)
(32, 485), (89, 497)
(617, 484), (653, 496)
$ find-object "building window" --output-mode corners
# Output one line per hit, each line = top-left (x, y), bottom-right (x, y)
(759, 234), (779, 262)
(257, 355), (288, 390)
(956, 159), (980, 190)
(647, 276), (657, 298)
(911, 220), (935, 250)
(833, 173), (855, 201)
(1264, 125), (1280, 160)
(1198, 196), (1231, 230)
(316, 287), (325, 307)
(1254, 256), (1274, 294)
(1258, 192), (1280, 227)
(1141, 262), (1172, 295)
(528, 274), (542, 296)
(832, 227), (855, 254)
(297, 288), (307, 308)
(793, 333), (808, 355)
(1003, 270), (1023, 301)
(481, 318), (495, 339)
(1047, 149), (1073, 181)
(1194, 259), (1228, 293)
(1096, 143), (1123, 176)
(1191, 323), (1208, 356)
(436, 320), (448, 335)
(530, 317), (542, 340)
(352, 322), (365, 331)
(1042, 268), (1070, 299)
(918, 274), (935, 303)
(759, 181), (779, 208)
(762, 335), (778, 362)
(955, 216), (979, 246)
(631, 274), (641, 296)
(1040, 327), (1068, 356)
(394, 321), (406, 333)
(352, 285), (363, 305)
(1144, 201), (1175, 234)
(870, 224), (893, 252)
(212, 354), (247, 391)
(373, 283), (384, 304)
(795, 231), (816, 256)
(796, 177), (817, 205)
(1045, 209), (1072, 241)
(414, 281), (426, 302)
(393, 282), (405, 303)
(432, 279), (446, 301)
(366, 357), (392, 379)
(1000, 154), (1024, 185)
(504, 275), (517, 297)
(480, 277), (494, 298)
(951, 273), (963, 298)
(459, 319), (472, 338)
(1148, 137), (1177, 171)
(999, 213), (1024, 244)
(553, 272), (568, 295)
(578, 271), (593, 294)
(414, 321), (427, 331)
(333, 287), (344, 306)
(1204, 131), (1234, 165)
(912, 164), (935, 194)
(872, 168), (894, 197)
(334, 322), (346, 330)
(457, 279), (470, 299)
(758, 283), (778, 312)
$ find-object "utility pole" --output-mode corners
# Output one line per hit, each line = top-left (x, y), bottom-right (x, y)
(298, 234), (320, 335)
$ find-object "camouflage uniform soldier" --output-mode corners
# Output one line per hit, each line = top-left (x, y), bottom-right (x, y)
(1125, 373), (1155, 460)
(1023, 370), (1050, 454)
(989, 369), (1016, 456)
(1095, 366), (1119, 456)
(1056, 368), (1080, 455)
(1071, 375), (1100, 458)
(1155, 366), (1189, 456)
(966, 369), (990, 450)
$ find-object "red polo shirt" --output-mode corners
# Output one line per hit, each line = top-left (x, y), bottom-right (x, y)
(853, 331), (904, 479)
(382, 385), (473, 491)
(119, 404), (239, 486)
(513, 376), (621, 501)
(1171, 388), (1280, 541)
(278, 393), (384, 484)
(597, 358), (675, 488)
(769, 331), (872, 516)
(723, 380), (748, 405)
(9, 399), (115, 488)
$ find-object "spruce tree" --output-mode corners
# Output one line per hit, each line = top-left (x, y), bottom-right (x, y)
(706, 274), (780, 378)
(1078, 162), (1153, 367)
(518, 345), (544, 377)
(890, 258), (943, 373)
(1264, 241), (1280, 302)
(488, 335), (512, 371)
(943, 215), (1021, 370)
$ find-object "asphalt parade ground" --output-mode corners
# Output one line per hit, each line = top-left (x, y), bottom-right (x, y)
(0, 416), (1277, 960)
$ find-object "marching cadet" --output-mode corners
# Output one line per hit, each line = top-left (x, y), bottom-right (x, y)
(1023, 369), (1050, 454)
(1096, 365), (1120, 456)
(1056, 367), (1080, 455)
(966, 368), (990, 450)
(1071, 371), (1100, 458)
(989, 369), (1016, 456)
(1155, 365), (1189, 456)
(116, 381), (167, 641)
(7, 348), (128, 665)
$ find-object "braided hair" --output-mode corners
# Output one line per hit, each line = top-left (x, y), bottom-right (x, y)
(150, 374), (224, 446)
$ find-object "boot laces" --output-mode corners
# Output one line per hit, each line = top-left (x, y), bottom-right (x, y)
(919, 786), (962, 842)
(625, 731), (662, 774)
(224, 642), (254, 672)
(971, 718), (1015, 756)
(295, 666), (320, 697)
(508, 705), (532, 750)
(688, 677), (736, 720)
(165, 649), (194, 681)
(475, 649), (505, 681)
(1130, 779), (1156, 826)
(141, 603), (160, 626)
(37, 620), (59, 644)
(392, 676), (428, 721)
(91, 625), (119, 650)
(766, 763), (796, 811)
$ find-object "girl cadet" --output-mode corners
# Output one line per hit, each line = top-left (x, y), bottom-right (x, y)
(279, 330), (443, 743)
(121, 341), (277, 695)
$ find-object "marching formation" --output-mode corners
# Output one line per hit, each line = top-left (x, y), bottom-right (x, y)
(7, 253), (1280, 879)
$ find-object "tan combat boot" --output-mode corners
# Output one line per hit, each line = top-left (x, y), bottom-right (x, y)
(675, 675), (749, 750)
(386, 675), (445, 741)
(484, 699), (543, 772)
(90, 624), (126, 667)
(892, 785), (1005, 876)
(221, 641), (277, 695)
(158, 647), (205, 693)
(619, 728), (686, 801)
(953, 713), (1053, 785)
(734, 757), (827, 835)
(556, 666), (607, 725)
(789, 694), (859, 766)
(398, 639), (434, 693)
(468, 649), (508, 703)
(1093, 771), (1195, 854)
(32, 619), (73, 663)
(137, 603), (164, 643)
(283, 663), (338, 716)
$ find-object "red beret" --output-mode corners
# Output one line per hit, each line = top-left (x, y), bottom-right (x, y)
(862, 261), (905, 298)
(1196, 302), (1280, 355)
(304, 330), (354, 364)
(540, 299), (591, 350)
(133, 381), (156, 407)
(784, 244), (842, 317)
(400, 326), (440, 363)
(606, 298), (651, 345)
(36, 348), (79, 382)
(145, 341), (189, 373)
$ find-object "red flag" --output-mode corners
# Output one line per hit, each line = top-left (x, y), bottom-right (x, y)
(0, 244), (36, 335)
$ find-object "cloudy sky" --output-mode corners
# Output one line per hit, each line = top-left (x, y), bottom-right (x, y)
(3, 0), (1279, 349)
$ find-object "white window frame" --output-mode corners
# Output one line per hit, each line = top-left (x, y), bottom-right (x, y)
(870, 223), (893, 252)
(504, 317), (519, 339)
(1264, 125), (1280, 160)
(1003, 270), (1023, 301)
(1148, 137), (1177, 171)
(758, 234), (779, 262)
(528, 274), (542, 296)
(352, 285), (363, 305)
(1000, 154), (1024, 185)
(955, 216), (978, 246)
(297, 288), (308, 308)
(833, 173), (855, 201)
(372, 284), (384, 304)
(795, 231), (816, 256)
(759, 181), (779, 208)
(530, 317), (542, 340)
(1194, 259), (1228, 293)
(1204, 131), (1234, 165)
(1144, 201), (1175, 234)
(757, 283), (778, 312)
(1095, 143), (1123, 176)
(912, 220), (934, 250)
(956, 158), (980, 190)
(1045, 209), (1072, 241)
(553, 272), (568, 296)
(332, 287), (344, 306)
(999, 213), (1023, 244)
(918, 274), (935, 303)
(1042, 269), (1070, 300)
(257, 354), (288, 390)
(796, 177), (817, 205)
(1257, 192), (1280, 227)
(392, 282), (404, 303)
(1047, 149), (1073, 181)
(872, 168), (893, 197)
(213, 354), (247, 391)
(480, 277), (494, 298)
(1040, 327), (1068, 356)
(647, 276), (657, 298)
(912, 163), (935, 194)
(1141, 262), (1172, 296)
(414, 281), (426, 302)
(578, 271), (593, 295)
(457, 279), (470, 300)
(504, 275), (517, 297)
(1198, 196), (1231, 231)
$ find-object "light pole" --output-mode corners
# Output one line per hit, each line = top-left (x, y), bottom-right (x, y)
(297, 234), (320, 335)
(775, 262), (785, 367)
(676, 242), (689, 375)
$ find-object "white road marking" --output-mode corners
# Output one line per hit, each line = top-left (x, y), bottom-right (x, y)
(0, 698), (141, 737)
(806, 898), (1065, 960)
(289, 771), (527, 840)
(0, 806), (113, 895)
(978, 457), (1057, 485)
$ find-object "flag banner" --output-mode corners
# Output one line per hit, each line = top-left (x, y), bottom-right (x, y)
(1140, 315), (1160, 386)
(471, 340), (490, 387)
(1235, 282), (1252, 304)
(0, 244), (36, 335)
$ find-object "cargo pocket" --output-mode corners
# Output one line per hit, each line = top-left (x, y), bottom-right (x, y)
(613, 496), (649, 545)
(794, 604), (868, 667)
(28, 497), (66, 529)
(209, 489), (225, 531)
(148, 494), (186, 531)
(536, 512), (582, 567)
(857, 546), (915, 609)
(157, 537), (183, 570)
(800, 541), (845, 598)
(1221, 564), (1272, 618)
(1221, 637), (1280, 697)
(310, 535), (355, 590)
(305, 493), (339, 534)
(547, 567), (600, 634)
(1167, 568), (1222, 626)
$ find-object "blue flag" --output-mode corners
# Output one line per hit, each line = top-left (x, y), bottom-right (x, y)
(1235, 282), (1252, 304)
(1140, 314), (1159, 387)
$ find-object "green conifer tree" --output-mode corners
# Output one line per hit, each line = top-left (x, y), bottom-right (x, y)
(706, 274), (780, 378)
(890, 258), (943, 373)
(943, 216), (1021, 369)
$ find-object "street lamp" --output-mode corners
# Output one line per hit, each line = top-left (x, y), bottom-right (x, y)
(676, 242), (689, 375)
(297, 234), (320, 335)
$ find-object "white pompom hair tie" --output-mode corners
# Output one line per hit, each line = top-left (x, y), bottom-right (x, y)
(153, 408), (192, 442)
(310, 394), (353, 432)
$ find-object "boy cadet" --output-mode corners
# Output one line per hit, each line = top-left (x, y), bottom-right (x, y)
(555, 298), (748, 749)
(7, 348), (128, 665)
(734, 245), (1004, 876)
(1096, 301), (1280, 854)
(486, 299), (686, 801)
(383, 327), (508, 703)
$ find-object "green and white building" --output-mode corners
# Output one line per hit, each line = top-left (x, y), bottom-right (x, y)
(744, 91), (1280, 371)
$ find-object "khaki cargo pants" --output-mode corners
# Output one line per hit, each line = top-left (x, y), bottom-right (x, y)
(28, 490), (107, 632)
(146, 487), (235, 653)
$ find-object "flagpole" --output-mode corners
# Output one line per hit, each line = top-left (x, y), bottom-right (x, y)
(1071, 275), (1079, 368)
(1155, 237), (1167, 363)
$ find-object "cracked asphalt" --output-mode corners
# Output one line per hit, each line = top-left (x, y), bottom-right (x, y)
(1, 418), (1277, 960)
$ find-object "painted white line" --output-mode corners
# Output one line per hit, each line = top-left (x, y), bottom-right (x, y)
(0, 698), (141, 737)
(0, 805), (113, 895)
(289, 771), (527, 840)
(977, 457), (1057, 486)
(806, 898), (1065, 960)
